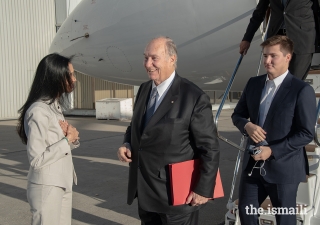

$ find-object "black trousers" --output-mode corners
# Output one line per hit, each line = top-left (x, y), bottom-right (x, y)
(277, 29), (313, 80)
(289, 52), (313, 80)
(138, 206), (199, 225)
(238, 169), (299, 225)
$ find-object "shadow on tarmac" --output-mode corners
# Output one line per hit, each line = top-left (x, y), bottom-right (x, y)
(0, 110), (243, 225)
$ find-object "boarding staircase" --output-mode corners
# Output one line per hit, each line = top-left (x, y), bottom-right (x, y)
(216, 7), (320, 222)
(214, 2), (320, 222)
(219, 68), (320, 225)
(224, 142), (320, 225)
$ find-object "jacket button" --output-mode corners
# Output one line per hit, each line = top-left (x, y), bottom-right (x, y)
(65, 153), (68, 155)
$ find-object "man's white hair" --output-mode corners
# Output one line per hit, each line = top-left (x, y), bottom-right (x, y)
(149, 36), (178, 68)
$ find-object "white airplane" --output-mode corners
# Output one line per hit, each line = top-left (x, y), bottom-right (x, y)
(49, 0), (267, 91)
(49, 0), (320, 224)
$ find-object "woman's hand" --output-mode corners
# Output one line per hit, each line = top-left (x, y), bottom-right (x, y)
(66, 124), (79, 143)
(59, 120), (69, 136)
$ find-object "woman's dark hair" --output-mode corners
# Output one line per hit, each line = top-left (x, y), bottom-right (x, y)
(17, 53), (74, 144)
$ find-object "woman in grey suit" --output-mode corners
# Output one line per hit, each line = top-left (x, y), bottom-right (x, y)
(17, 53), (80, 225)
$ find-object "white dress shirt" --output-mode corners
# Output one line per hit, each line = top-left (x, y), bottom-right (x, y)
(259, 70), (288, 126)
(151, 71), (176, 111)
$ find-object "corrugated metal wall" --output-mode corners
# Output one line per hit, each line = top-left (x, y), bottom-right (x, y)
(204, 90), (242, 104)
(0, 0), (56, 120)
(74, 71), (134, 109)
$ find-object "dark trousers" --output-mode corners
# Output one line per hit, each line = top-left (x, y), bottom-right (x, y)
(138, 206), (199, 225)
(277, 29), (313, 81)
(238, 169), (299, 225)
(289, 52), (313, 80)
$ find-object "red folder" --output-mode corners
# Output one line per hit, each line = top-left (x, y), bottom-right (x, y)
(169, 159), (224, 205)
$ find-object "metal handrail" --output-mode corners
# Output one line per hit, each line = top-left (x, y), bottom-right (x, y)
(226, 135), (246, 208)
(214, 13), (271, 150)
(213, 54), (246, 210)
(314, 99), (320, 146)
(219, 11), (272, 212)
(256, 13), (271, 77)
(256, 51), (264, 77)
(214, 54), (245, 152)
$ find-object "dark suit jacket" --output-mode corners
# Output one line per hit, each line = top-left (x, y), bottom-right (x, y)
(232, 73), (316, 184)
(243, 0), (316, 54)
(123, 74), (220, 214)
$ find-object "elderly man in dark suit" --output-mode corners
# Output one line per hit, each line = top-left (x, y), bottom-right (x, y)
(117, 36), (220, 225)
(240, 0), (317, 80)
(232, 35), (316, 225)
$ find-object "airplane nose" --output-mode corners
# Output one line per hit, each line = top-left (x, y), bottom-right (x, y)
(49, 19), (73, 54)
(49, 0), (93, 54)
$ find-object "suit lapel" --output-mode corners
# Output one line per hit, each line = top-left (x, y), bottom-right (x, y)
(263, 73), (292, 128)
(143, 75), (180, 131)
(134, 81), (152, 136)
(252, 75), (267, 124)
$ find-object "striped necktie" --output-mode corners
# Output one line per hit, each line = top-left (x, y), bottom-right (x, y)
(258, 80), (275, 127)
(144, 87), (158, 127)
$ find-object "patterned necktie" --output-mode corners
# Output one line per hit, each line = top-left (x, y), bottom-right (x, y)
(258, 80), (275, 127)
(144, 87), (158, 127)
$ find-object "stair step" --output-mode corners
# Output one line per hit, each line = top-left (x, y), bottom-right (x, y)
(234, 197), (311, 212)
(310, 216), (320, 224)
(308, 70), (320, 74)
(306, 144), (316, 152)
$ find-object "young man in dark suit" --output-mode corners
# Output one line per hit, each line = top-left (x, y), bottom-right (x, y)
(239, 0), (317, 80)
(117, 36), (220, 225)
(232, 35), (316, 224)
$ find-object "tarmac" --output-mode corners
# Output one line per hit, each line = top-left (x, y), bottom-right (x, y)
(0, 109), (243, 225)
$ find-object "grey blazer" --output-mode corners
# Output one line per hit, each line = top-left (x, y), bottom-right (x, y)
(24, 100), (79, 191)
